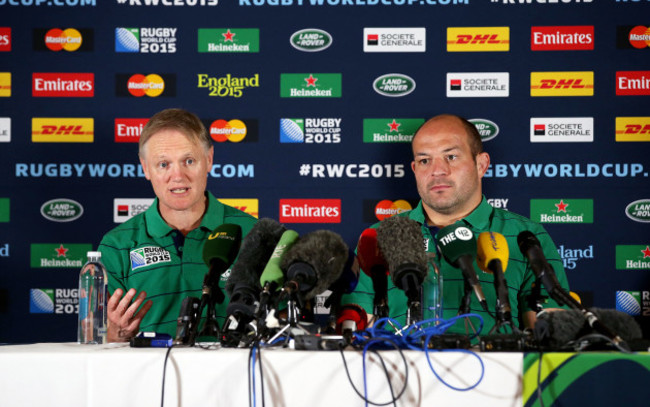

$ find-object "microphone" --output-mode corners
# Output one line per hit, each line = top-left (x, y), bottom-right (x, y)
(336, 304), (368, 337)
(476, 231), (514, 330)
(280, 230), (349, 303)
(517, 231), (625, 346)
(222, 218), (286, 346)
(197, 223), (242, 340)
(376, 216), (427, 323)
(202, 223), (243, 298)
(259, 229), (300, 293)
(534, 308), (642, 351)
(356, 228), (390, 318)
(436, 223), (488, 312)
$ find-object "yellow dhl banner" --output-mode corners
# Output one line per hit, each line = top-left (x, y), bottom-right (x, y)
(530, 71), (594, 96)
(32, 118), (94, 142)
(218, 199), (259, 218)
(616, 117), (650, 142)
(447, 27), (510, 52)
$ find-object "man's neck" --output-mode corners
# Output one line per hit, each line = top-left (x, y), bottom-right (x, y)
(423, 198), (481, 228)
(159, 196), (208, 236)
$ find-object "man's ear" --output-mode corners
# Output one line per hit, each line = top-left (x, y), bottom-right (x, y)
(139, 156), (150, 180)
(476, 152), (490, 178)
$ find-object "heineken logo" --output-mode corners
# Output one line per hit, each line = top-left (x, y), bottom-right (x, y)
(373, 73), (416, 97)
(626, 199), (650, 223)
(530, 199), (593, 224)
(40, 198), (83, 222)
(30, 243), (92, 269)
(616, 245), (650, 270)
(280, 73), (342, 98)
(290, 29), (332, 52)
(362, 118), (424, 143)
(198, 28), (260, 53)
(469, 118), (499, 142)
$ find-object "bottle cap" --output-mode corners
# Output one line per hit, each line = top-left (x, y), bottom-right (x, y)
(87, 251), (102, 258)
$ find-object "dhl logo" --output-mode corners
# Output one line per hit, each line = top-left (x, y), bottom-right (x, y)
(218, 199), (259, 218)
(32, 118), (94, 142)
(530, 72), (594, 96)
(447, 27), (509, 52)
(0, 72), (10, 97)
(616, 117), (650, 142)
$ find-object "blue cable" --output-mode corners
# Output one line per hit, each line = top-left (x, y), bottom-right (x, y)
(351, 313), (487, 393)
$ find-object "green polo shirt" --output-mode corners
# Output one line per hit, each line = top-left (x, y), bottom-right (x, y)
(342, 196), (570, 335)
(98, 191), (257, 337)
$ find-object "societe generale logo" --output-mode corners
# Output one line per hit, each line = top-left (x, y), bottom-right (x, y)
(115, 118), (148, 143)
(279, 199), (341, 223)
(531, 26), (594, 51)
(32, 73), (94, 97)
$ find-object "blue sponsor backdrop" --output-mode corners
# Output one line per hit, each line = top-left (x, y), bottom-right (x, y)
(0, 0), (649, 343)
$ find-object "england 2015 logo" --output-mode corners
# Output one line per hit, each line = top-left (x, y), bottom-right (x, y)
(130, 246), (171, 270)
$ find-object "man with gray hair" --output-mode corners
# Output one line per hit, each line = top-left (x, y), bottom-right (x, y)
(99, 108), (257, 342)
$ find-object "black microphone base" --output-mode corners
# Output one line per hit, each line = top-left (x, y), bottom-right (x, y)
(479, 333), (526, 352)
(426, 334), (471, 350)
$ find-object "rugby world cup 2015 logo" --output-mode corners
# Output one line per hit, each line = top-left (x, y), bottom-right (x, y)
(616, 291), (641, 316)
(130, 246), (172, 271)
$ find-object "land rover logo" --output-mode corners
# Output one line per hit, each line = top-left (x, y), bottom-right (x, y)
(626, 199), (650, 223)
(290, 29), (332, 52)
(469, 118), (500, 142)
(40, 198), (83, 222)
(373, 73), (416, 97)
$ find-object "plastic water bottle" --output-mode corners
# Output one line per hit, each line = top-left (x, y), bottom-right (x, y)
(422, 253), (443, 323)
(78, 251), (108, 344)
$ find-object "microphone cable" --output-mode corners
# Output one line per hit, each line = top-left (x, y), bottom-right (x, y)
(248, 340), (267, 407)
(346, 314), (487, 393)
(339, 337), (409, 407)
(160, 344), (174, 407)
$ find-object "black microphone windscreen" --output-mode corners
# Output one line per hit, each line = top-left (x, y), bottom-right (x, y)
(225, 218), (286, 296)
(376, 215), (427, 286)
(202, 223), (242, 274)
(281, 230), (349, 300)
(535, 308), (642, 349)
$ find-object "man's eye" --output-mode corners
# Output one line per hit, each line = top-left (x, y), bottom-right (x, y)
(447, 155), (458, 161)
(185, 158), (194, 165)
(158, 162), (168, 169)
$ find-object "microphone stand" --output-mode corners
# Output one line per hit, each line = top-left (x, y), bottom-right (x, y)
(265, 290), (312, 345)
(195, 270), (226, 343)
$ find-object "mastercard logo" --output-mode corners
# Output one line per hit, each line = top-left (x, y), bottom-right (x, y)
(209, 119), (247, 143)
(45, 28), (82, 52)
(629, 25), (650, 49)
(127, 74), (165, 97)
(374, 199), (412, 221)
